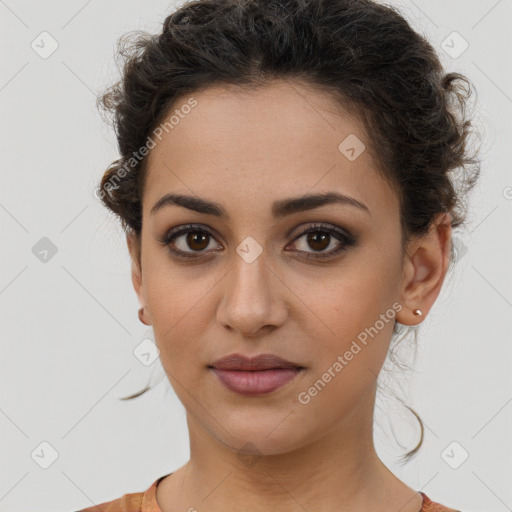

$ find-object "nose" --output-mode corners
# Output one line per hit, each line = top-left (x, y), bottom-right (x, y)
(216, 251), (289, 338)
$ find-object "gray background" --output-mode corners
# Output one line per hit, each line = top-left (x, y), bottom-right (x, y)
(1, 0), (511, 510)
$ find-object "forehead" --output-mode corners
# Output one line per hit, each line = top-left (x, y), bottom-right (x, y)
(142, 79), (396, 218)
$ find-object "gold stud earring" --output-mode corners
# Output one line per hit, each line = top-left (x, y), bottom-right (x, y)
(413, 309), (423, 316)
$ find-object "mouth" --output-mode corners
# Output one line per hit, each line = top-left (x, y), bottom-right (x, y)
(208, 353), (305, 396)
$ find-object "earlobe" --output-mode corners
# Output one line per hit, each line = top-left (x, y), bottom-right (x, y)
(138, 307), (151, 326)
(395, 213), (452, 326)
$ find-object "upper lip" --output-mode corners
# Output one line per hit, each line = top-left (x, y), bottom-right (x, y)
(209, 353), (304, 371)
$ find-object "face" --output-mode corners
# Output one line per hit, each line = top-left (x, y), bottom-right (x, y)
(128, 80), (444, 456)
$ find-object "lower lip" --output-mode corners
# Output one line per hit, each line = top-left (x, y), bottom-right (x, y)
(210, 368), (303, 396)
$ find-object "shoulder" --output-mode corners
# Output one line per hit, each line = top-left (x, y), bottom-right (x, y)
(73, 491), (145, 512)
(73, 476), (163, 512)
(73, 492), (143, 512)
(420, 492), (462, 512)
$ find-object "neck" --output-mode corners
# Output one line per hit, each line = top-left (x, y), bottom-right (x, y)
(157, 383), (422, 512)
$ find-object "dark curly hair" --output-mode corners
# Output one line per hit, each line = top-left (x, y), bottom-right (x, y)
(96, 0), (481, 463)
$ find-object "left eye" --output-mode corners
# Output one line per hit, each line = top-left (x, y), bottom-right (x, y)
(286, 223), (356, 259)
(291, 230), (342, 253)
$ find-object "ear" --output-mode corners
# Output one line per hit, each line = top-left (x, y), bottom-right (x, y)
(126, 231), (151, 325)
(395, 212), (452, 326)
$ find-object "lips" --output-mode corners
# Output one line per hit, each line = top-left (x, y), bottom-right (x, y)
(209, 353), (304, 396)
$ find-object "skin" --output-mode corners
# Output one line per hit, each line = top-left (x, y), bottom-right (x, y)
(127, 79), (452, 512)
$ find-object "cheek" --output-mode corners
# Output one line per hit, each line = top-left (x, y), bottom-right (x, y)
(142, 244), (208, 325)
(296, 257), (401, 400)
(294, 248), (401, 338)
(296, 311), (396, 431)
(142, 259), (215, 370)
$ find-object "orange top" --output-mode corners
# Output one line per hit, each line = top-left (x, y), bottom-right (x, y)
(75, 473), (461, 512)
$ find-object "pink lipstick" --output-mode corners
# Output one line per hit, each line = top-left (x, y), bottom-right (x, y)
(209, 353), (304, 396)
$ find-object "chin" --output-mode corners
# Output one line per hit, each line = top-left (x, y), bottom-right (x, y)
(211, 417), (308, 456)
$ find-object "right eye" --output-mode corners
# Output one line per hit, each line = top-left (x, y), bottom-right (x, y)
(158, 224), (223, 259)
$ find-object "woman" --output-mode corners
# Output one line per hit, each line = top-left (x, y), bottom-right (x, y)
(78, 0), (480, 510)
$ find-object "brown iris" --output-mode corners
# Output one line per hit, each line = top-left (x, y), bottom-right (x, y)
(306, 232), (330, 252)
(186, 230), (209, 251)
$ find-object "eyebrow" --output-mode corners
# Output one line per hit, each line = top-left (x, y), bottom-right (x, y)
(150, 191), (370, 219)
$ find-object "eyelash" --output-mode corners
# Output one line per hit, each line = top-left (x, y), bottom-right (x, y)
(158, 222), (357, 261)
